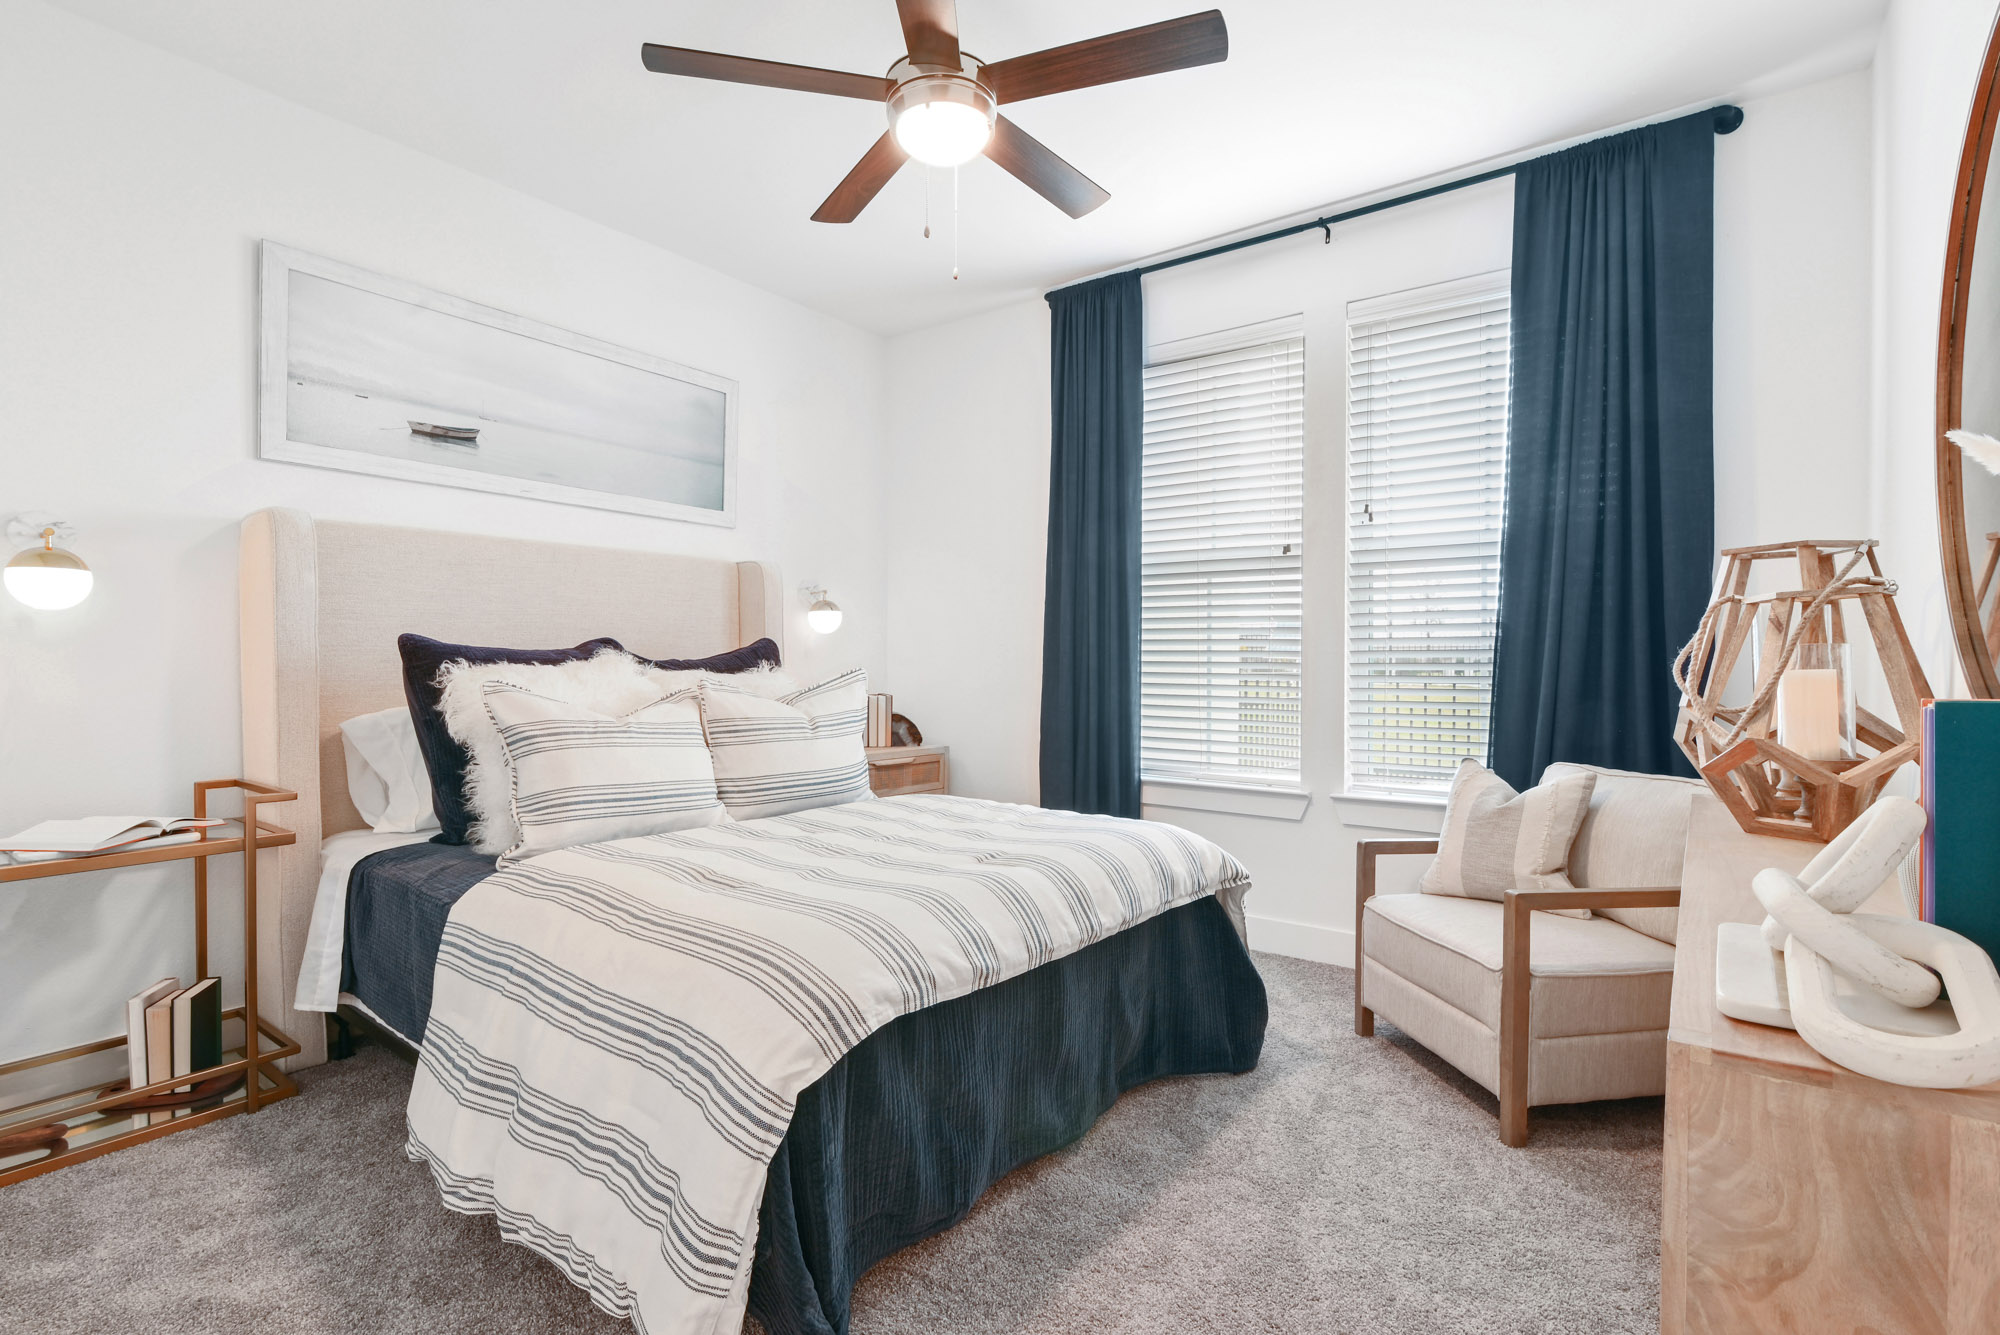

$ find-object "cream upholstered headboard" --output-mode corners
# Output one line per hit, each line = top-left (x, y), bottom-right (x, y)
(238, 507), (784, 1067)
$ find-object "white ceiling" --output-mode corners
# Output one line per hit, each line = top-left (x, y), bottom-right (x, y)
(53, 0), (1885, 334)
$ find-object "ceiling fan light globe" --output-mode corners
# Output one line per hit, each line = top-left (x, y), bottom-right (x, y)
(894, 100), (992, 167)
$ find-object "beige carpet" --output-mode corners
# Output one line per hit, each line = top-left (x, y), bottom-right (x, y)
(0, 955), (1662, 1334)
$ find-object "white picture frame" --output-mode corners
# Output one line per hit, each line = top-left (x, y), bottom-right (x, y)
(258, 241), (738, 526)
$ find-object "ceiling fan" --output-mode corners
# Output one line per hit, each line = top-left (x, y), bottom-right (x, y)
(640, 2), (1228, 223)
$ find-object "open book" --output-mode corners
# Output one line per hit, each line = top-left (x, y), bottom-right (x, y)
(0, 816), (225, 861)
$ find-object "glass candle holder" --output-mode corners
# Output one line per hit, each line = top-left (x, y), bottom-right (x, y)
(1773, 641), (1855, 762)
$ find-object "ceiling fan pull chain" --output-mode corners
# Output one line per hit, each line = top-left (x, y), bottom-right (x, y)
(952, 164), (960, 281)
(924, 166), (932, 240)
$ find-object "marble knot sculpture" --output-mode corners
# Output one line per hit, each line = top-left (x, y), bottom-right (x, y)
(1714, 796), (2000, 1089)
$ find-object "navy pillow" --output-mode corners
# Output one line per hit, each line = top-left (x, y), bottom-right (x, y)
(396, 633), (786, 845)
(397, 634), (625, 845)
(635, 637), (782, 675)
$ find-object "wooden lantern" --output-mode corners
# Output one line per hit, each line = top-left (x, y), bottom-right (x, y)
(1673, 540), (1933, 843)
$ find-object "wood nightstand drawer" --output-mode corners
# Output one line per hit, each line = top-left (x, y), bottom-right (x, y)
(865, 745), (950, 797)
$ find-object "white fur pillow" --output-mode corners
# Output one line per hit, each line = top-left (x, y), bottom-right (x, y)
(437, 649), (797, 854)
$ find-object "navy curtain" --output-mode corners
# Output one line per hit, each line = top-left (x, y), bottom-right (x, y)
(1040, 272), (1144, 816)
(1487, 107), (1739, 788)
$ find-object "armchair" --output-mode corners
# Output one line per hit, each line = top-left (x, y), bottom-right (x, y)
(1353, 764), (1700, 1146)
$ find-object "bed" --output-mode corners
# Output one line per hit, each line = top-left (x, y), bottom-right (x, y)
(239, 508), (1267, 1335)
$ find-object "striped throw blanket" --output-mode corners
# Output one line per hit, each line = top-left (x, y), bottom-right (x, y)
(405, 794), (1251, 1335)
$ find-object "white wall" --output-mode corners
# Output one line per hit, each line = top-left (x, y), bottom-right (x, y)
(1871, 0), (2000, 699)
(884, 68), (1880, 965)
(1715, 71), (1876, 547)
(0, 0), (889, 1065)
(882, 301), (1052, 805)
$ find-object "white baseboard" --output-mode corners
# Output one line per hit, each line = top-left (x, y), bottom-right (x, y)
(1245, 912), (1355, 967)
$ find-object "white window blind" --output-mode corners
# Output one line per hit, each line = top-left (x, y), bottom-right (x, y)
(1344, 273), (1510, 796)
(1141, 317), (1305, 786)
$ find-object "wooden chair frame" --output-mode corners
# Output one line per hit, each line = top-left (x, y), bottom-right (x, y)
(1354, 839), (1681, 1147)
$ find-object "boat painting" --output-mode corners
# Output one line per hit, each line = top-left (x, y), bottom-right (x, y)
(407, 421), (481, 444)
(258, 242), (738, 525)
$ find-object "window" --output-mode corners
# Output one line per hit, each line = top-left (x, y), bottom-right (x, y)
(1140, 317), (1305, 787)
(1344, 273), (1510, 797)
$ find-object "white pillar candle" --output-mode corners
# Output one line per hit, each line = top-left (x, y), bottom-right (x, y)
(1777, 667), (1844, 761)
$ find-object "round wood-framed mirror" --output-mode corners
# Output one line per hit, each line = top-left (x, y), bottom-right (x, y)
(1938, 15), (2000, 697)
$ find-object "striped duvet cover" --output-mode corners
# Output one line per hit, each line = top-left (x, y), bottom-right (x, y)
(404, 793), (1252, 1335)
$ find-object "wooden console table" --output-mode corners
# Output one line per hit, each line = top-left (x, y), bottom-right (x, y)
(1664, 795), (2000, 1333)
(0, 780), (300, 1187)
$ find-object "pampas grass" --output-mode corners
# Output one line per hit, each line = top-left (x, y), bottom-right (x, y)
(1949, 428), (2000, 476)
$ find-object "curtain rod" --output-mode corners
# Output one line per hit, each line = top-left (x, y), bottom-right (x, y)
(1127, 104), (1744, 280)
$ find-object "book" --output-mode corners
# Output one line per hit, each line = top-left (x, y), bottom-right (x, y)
(0, 816), (223, 856)
(125, 977), (180, 1094)
(6, 829), (207, 864)
(171, 978), (221, 1093)
(867, 693), (894, 749)
(145, 992), (176, 1122)
(1922, 700), (1936, 922)
(1920, 699), (2000, 959)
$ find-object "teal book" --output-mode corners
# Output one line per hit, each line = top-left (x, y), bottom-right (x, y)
(170, 977), (223, 1089)
(1923, 700), (2000, 961)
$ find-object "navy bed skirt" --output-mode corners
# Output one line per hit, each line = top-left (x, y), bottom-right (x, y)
(341, 843), (1268, 1335)
(751, 893), (1267, 1335)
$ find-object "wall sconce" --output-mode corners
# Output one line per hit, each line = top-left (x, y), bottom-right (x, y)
(4, 516), (93, 611)
(802, 584), (843, 635)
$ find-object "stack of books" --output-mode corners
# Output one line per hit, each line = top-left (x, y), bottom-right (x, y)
(124, 977), (223, 1113)
(1918, 699), (2000, 958)
(866, 693), (894, 749)
(0, 815), (224, 865)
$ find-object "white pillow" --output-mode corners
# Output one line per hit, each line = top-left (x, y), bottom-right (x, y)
(338, 707), (438, 833)
(699, 668), (873, 821)
(438, 649), (796, 854)
(1420, 758), (1598, 917)
(483, 682), (726, 862)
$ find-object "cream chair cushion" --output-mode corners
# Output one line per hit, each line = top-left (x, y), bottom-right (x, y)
(1546, 762), (1702, 945)
(1363, 892), (1675, 1038)
(1359, 962), (1671, 1106)
(1361, 892), (1677, 1106)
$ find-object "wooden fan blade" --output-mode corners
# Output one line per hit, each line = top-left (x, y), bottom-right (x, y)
(812, 133), (910, 223)
(640, 44), (891, 101)
(983, 11), (1228, 105)
(896, 0), (961, 70)
(983, 116), (1110, 218)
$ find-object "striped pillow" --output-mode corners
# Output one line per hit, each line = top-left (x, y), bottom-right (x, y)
(699, 668), (873, 821)
(1420, 758), (1597, 917)
(482, 682), (727, 862)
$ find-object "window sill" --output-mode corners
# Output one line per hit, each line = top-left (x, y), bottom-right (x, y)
(1140, 780), (1311, 821)
(1329, 790), (1447, 834)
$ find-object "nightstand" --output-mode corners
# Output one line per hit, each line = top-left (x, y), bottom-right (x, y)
(0, 779), (300, 1186)
(866, 745), (950, 797)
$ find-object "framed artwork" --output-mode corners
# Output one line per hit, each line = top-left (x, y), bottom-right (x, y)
(258, 242), (737, 526)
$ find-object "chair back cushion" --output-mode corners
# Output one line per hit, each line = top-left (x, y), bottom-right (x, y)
(1545, 762), (1702, 944)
